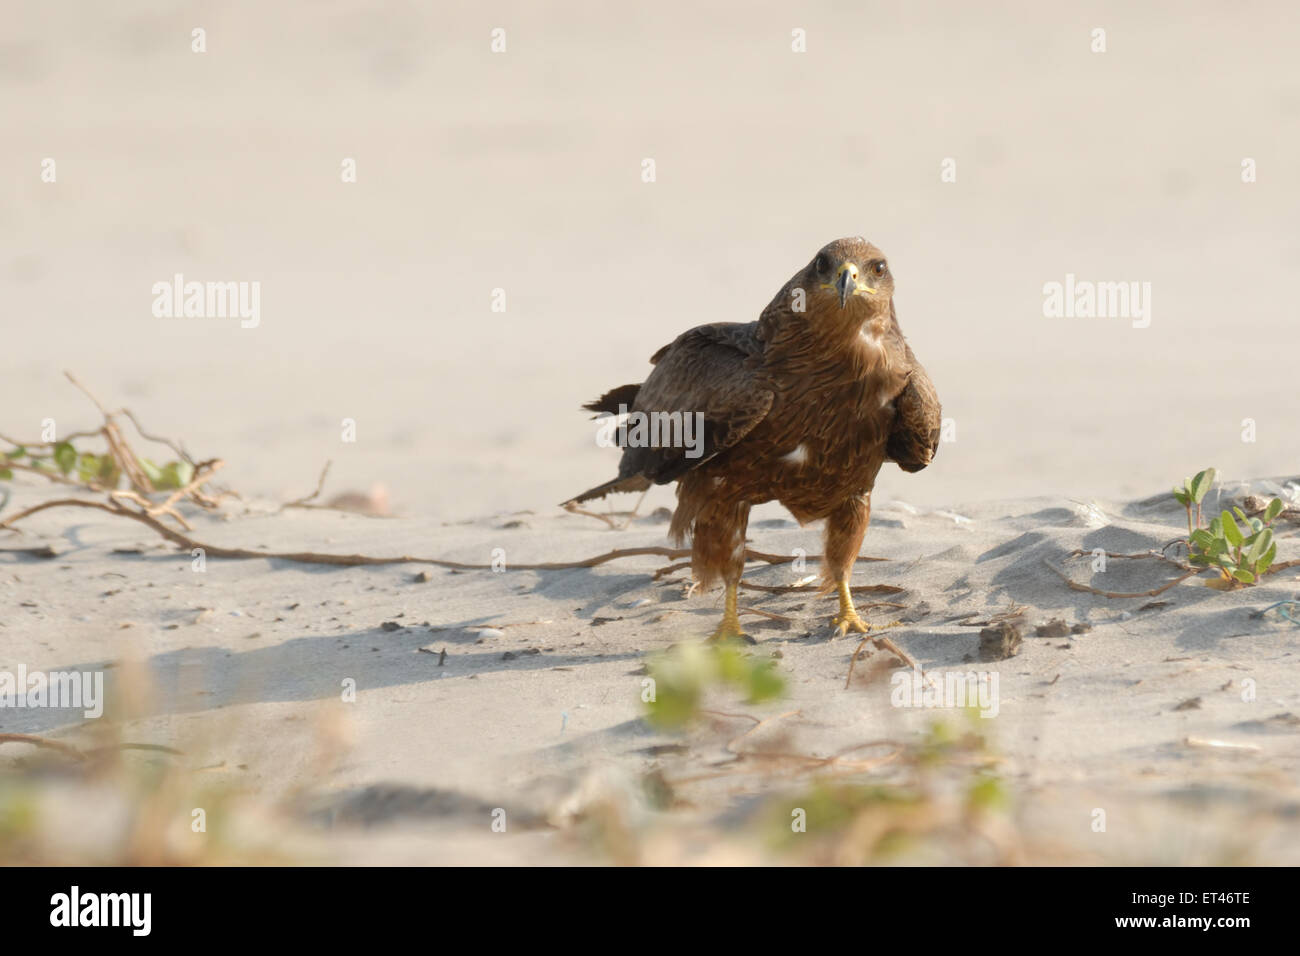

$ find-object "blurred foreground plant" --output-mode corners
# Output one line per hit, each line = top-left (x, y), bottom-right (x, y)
(643, 641), (784, 729)
(765, 712), (1016, 865)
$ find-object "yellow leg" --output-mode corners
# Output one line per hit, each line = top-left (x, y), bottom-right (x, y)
(705, 582), (753, 644)
(831, 580), (870, 637)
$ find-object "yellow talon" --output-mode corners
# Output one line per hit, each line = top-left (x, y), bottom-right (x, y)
(704, 582), (754, 644)
(831, 580), (870, 637)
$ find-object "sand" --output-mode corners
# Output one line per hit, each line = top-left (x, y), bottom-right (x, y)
(3, 1), (1300, 864)
(4, 474), (1300, 864)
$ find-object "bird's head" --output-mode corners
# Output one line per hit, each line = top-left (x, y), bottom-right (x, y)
(801, 237), (893, 314)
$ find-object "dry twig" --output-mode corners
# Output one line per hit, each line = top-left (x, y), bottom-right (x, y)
(1, 498), (894, 578)
(845, 632), (922, 688)
(0, 733), (183, 761)
(281, 461), (333, 511)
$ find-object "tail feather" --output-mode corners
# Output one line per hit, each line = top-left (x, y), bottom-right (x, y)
(561, 474), (651, 507)
(568, 382), (649, 508)
(581, 383), (641, 416)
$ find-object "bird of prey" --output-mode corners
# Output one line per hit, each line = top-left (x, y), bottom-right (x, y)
(564, 237), (941, 642)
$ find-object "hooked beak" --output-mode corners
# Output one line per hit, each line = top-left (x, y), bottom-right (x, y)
(833, 262), (876, 308)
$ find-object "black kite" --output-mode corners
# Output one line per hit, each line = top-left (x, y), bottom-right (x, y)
(565, 237), (941, 642)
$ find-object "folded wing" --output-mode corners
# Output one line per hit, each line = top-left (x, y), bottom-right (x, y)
(620, 322), (773, 485)
(885, 342), (942, 473)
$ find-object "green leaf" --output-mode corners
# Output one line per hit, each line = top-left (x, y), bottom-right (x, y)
(0, 468), (12, 481)
(1189, 529), (1214, 550)
(1249, 518), (1264, 534)
(1190, 468), (1216, 504)
(1209, 516), (1222, 536)
(1233, 506), (1248, 523)
(644, 685), (699, 730)
(155, 462), (184, 490)
(1265, 498), (1285, 523)
(137, 458), (163, 484)
(76, 454), (99, 483)
(1258, 543), (1277, 575)
(1173, 488), (1191, 506)
(745, 663), (785, 703)
(1221, 511), (1243, 547)
(967, 775), (1008, 811)
(1247, 528), (1273, 567)
(53, 441), (76, 475)
(1233, 568), (1256, 584)
(173, 459), (194, 487)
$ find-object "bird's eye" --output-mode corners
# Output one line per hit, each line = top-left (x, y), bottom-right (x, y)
(815, 253), (830, 273)
(873, 261), (888, 277)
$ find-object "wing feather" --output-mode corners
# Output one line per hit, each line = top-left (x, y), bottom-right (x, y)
(616, 322), (772, 485)
(886, 343), (942, 472)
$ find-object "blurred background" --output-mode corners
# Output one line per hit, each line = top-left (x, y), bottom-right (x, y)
(4, 0), (1299, 519)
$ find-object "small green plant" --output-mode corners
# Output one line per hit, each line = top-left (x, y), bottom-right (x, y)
(1172, 467), (1216, 538)
(643, 642), (784, 729)
(0, 441), (194, 490)
(1175, 467), (1284, 586)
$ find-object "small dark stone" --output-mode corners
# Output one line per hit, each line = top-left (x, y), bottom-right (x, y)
(978, 620), (1022, 661)
(1034, 618), (1071, 638)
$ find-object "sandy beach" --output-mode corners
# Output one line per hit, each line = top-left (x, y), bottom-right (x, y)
(3, 2), (1300, 865)
(4, 473), (1300, 864)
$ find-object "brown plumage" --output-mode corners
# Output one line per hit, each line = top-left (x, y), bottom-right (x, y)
(565, 237), (941, 641)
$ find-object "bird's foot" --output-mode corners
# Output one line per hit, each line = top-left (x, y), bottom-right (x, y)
(704, 614), (755, 645)
(830, 580), (871, 638)
(831, 607), (871, 637)
(703, 582), (755, 644)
